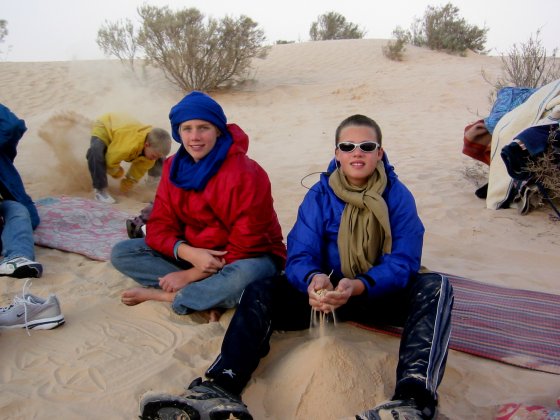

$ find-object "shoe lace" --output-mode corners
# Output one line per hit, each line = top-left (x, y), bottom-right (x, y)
(0, 279), (33, 336)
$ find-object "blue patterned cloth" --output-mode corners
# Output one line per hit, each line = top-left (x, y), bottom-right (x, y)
(484, 87), (536, 134)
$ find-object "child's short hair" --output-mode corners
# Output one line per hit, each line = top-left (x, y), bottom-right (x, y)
(147, 128), (172, 156)
(335, 114), (382, 146)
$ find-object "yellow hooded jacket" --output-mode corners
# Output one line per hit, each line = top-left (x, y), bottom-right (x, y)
(91, 113), (155, 182)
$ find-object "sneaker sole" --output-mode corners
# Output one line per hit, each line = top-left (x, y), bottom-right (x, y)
(140, 394), (253, 420)
(141, 394), (200, 420)
(0, 314), (65, 330)
(12, 264), (43, 279)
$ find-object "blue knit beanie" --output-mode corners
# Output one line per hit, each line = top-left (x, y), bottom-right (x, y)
(169, 91), (228, 143)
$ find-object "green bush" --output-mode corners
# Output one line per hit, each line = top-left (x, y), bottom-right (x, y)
(309, 11), (366, 41)
(382, 27), (408, 61)
(0, 19), (7, 58)
(96, 6), (268, 92)
(395, 3), (487, 55)
(0, 20), (7, 44)
(421, 3), (487, 53)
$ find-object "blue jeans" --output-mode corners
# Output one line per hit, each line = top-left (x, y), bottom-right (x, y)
(0, 200), (36, 261)
(110, 238), (280, 314)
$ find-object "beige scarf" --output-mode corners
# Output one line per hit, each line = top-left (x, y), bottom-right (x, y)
(328, 161), (392, 278)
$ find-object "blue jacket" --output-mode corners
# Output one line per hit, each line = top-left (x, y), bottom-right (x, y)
(286, 153), (424, 298)
(0, 104), (39, 229)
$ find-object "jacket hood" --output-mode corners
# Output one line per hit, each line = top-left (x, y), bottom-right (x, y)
(226, 123), (249, 156)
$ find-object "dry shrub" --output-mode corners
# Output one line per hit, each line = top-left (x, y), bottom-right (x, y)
(309, 11), (366, 41)
(96, 19), (138, 73)
(496, 30), (559, 89)
(383, 28), (407, 61)
(483, 30), (560, 103)
(383, 41), (404, 61)
(392, 3), (487, 55)
(525, 128), (560, 199)
(97, 6), (267, 92)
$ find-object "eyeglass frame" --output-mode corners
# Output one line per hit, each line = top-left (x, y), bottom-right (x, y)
(336, 141), (381, 153)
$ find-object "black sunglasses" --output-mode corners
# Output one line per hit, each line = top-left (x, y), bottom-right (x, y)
(336, 141), (380, 153)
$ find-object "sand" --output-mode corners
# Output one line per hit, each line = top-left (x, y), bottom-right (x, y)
(0, 39), (558, 419)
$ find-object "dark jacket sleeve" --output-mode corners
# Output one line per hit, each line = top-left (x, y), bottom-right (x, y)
(285, 186), (328, 294)
(0, 104), (40, 229)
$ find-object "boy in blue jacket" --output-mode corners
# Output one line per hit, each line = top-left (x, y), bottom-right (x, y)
(0, 104), (42, 278)
(139, 115), (454, 420)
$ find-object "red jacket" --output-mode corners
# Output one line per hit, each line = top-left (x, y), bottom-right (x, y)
(146, 123), (286, 266)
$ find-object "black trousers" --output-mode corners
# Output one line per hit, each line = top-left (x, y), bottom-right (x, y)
(206, 272), (454, 409)
(86, 137), (109, 190)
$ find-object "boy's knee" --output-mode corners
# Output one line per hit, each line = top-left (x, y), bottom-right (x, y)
(1, 200), (31, 221)
(413, 273), (453, 301)
(110, 239), (134, 266)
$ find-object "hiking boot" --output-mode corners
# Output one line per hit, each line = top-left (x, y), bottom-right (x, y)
(0, 292), (65, 331)
(126, 219), (145, 239)
(94, 188), (116, 204)
(0, 256), (43, 278)
(517, 184), (541, 215)
(356, 399), (433, 420)
(140, 377), (253, 420)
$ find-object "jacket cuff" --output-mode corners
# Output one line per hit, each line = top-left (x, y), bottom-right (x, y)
(357, 273), (376, 288)
(305, 270), (323, 285)
(173, 240), (187, 260)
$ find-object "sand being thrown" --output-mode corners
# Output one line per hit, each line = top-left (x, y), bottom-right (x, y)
(37, 111), (94, 195)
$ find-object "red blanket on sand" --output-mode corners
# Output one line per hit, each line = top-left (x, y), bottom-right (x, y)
(462, 119), (492, 165)
(351, 273), (560, 375)
(33, 196), (131, 261)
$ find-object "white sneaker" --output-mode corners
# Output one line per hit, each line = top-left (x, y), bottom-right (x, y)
(0, 282), (65, 331)
(94, 188), (116, 204)
(0, 256), (43, 278)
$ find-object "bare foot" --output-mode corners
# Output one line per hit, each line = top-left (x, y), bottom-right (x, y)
(197, 308), (226, 323)
(208, 309), (224, 322)
(121, 287), (175, 306)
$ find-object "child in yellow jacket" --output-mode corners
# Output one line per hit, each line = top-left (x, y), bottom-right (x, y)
(86, 113), (171, 203)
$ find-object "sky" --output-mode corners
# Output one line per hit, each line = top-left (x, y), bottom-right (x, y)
(1, 0), (559, 62)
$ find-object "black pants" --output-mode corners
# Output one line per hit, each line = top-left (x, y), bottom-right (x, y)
(86, 137), (108, 190)
(206, 272), (453, 410)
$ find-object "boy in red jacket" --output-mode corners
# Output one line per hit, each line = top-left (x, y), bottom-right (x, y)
(111, 92), (286, 321)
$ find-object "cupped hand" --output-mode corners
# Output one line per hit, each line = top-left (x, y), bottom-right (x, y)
(322, 278), (353, 309)
(309, 277), (356, 313)
(183, 247), (227, 274)
(308, 273), (333, 311)
(110, 166), (125, 179)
